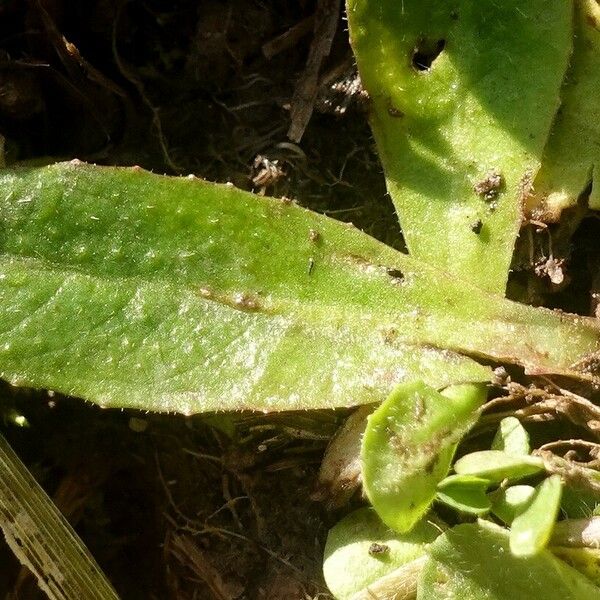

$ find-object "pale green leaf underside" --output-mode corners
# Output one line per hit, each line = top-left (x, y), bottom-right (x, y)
(491, 416), (530, 456)
(489, 485), (535, 524)
(347, 0), (572, 293)
(0, 163), (599, 412)
(323, 507), (437, 600)
(418, 521), (600, 599)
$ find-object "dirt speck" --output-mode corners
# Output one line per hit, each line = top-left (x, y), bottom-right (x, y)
(386, 99), (404, 118)
(233, 292), (261, 312)
(474, 170), (503, 202)
(470, 219), (483, 234)
(368, 542), (390, 556)
(518, 170), (535, 205)
(309, 229), (321, 242)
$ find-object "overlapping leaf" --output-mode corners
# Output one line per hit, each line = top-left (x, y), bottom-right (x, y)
(527, 0), (600, 220)
(347, 0), (572, 293)
(418, 521), (600, 599)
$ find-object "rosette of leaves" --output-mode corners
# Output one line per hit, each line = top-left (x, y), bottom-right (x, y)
(0, 0), (599, 598)
(321, 0), (600, 598)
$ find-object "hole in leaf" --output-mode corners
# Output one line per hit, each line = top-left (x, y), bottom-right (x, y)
(412, 39), (446, 72)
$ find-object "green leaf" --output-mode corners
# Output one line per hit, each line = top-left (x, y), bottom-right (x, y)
(489, 485), (536, 524)
(361, 381), (486, 533)
(418, 521), (600, 599)
(323, 507), (439, 600)
(561, 486), (600, 519)
(552, 547), (600, 586)
(528, 0), (600, 220)
(436, 474), (491, 515)
(510, 475), (563, 557)
(454, 451), (545, 484)
(1, 162), (600, 412)
(347, 0), (572, 293)
(491, 417), (530, 456)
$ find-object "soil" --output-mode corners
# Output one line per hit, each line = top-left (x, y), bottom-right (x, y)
(1, 1), (599, 599)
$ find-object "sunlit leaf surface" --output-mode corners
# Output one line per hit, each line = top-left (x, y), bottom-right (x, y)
(418, 521), (600, 599)
(347, 0), (572, 293)
(361, 382), (485, 532)
(0, 162), (599, 412)
(323, 507), (438, 600)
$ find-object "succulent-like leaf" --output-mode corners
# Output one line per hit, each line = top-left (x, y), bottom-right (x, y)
(510, 475), (563, 557)
(454, 451), (545, 484)
(323, 507), (438, 600)
(491, 416), (530, 456)
(1, 163), (600, 412)
(489, 485), (536, 524)
(347, 0), (572, 293)
(361, 381), (486, 532)
(527, 0), (600, 220)
(418, 521), (600, 599)
(436, 474), (491, 515)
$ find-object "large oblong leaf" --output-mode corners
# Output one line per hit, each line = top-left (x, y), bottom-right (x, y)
(347, 0), (572, 293)
(0, 162), (600, 412)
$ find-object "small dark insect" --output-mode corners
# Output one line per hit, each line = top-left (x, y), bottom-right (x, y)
(471, 219), (483, 234)
(368, 542), (390, 556)
(387, 104), (404, 118)
(309, 229), (320, 242)
(386, 268), (405, 282)
(308, 257), (315, 275)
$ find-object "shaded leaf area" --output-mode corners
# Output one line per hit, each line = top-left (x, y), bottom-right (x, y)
(527, 0), (600, 221)
(361, 382), (485, 532)
(553, 547), (600, 586)
(2, 163), (600, 412)
(418, 521), (600, 599)
(0, 432), (118, 599)
(347, 0), (572, 293)
(323, 507), (437, 599)
(436, 475), (491, 516)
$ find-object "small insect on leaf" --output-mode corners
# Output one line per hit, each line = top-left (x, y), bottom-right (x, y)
(510, 475), (563, 557)
(453, 450), (545, 484)
(489, 485), (536, 524)
(491, 416), (530, 456)
(436, 474), (491, 516)
(361, 381), (486, 533)
(323, 507), (438, 600)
